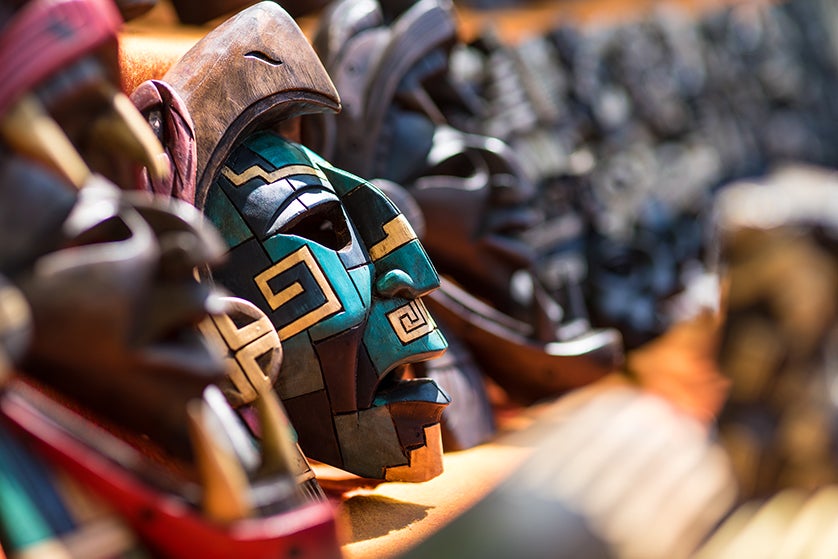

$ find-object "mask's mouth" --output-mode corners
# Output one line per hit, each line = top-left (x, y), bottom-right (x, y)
(373, 365), (449, 407)
(371, 365), (450, 445)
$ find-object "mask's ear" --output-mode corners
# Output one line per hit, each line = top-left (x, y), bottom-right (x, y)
(130, 79), (197, 206)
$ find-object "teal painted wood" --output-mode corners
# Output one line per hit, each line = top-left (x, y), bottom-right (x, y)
(204, 129), (449, 480)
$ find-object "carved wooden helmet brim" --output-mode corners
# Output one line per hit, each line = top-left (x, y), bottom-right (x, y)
(161, 1), (341, 210)
(311, 0), (458, 178)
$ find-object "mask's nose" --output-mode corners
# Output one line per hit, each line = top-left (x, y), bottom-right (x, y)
(375, 268), (433, 299)
(373, 236), (442, 301)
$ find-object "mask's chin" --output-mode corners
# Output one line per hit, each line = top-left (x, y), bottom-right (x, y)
(375, 370), (450, 482)
(335, 364), (450, 481)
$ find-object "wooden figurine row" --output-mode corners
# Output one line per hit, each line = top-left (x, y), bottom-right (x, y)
(0, 1), (341, 557)
(1, 7), (637, 541)
(309, 0), (624, 413)
(6, 1), (838, 558)
(130, 1), (451, 482)
(449, 0), (838, 349)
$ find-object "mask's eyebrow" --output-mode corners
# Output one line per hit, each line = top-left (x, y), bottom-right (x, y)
(220, 163), (326, 186)
(368, 214), (417, 261)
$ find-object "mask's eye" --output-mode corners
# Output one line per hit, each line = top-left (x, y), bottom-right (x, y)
(244, 51), (283, 66)
(280, 200), (351, 251)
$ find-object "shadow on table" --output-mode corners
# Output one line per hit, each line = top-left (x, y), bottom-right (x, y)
(342, 495), (434, 541)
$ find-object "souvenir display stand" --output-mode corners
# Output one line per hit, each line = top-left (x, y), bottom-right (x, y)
(3, 0), (838, 557)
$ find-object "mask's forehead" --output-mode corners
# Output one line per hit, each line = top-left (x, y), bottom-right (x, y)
(238, 131), (329, 171)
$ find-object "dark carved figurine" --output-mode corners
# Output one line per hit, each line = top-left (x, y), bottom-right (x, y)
(714, 165), (838, 500)
(0, 1), (340, 557)
(167, 0), (329, 25)
(449, 0), (838, 351)
(0, 0), (166, 190)
(17, 178), (228, 459)
(0, 0), (212, 462)
(132, 2), (451, 481)
(309, 0), (623, 406)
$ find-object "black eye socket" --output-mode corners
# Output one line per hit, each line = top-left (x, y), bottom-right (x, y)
(281, 201), (351, 251)
(146, 108), (165, 143)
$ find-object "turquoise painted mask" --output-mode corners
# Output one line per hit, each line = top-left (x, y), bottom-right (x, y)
(205, 130), (449, 480)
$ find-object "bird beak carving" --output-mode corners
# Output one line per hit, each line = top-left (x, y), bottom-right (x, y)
(0, 95), (91, 189)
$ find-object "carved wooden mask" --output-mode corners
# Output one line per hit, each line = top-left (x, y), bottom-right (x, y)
(132, 2), (450, 481)
(205, 131), (449, 481)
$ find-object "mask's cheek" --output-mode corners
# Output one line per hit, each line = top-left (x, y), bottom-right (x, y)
(364, 297), (447, 378)
(254, 236), (370, 342)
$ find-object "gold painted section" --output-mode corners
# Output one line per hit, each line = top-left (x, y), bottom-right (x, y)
(253, 245), (343, 340)
(225, 359), (258, 404)
(221, 163), (325, 186)
(384, 424), (444, 482)
(211, 306), (275, 352)
(199, 303), (281, 404)
(187, 401), (252, 522)
(196, 322), (258, 404)
(257, 278), (304, 311)
(235, 332), (279, 394)
(369, 214), (417, 261)
(0, 96), (90, 189)
(386, 299), (437, 344)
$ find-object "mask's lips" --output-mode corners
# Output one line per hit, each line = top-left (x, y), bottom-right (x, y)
(371, 371), (450, 449)
(372, 374), (450, 407)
